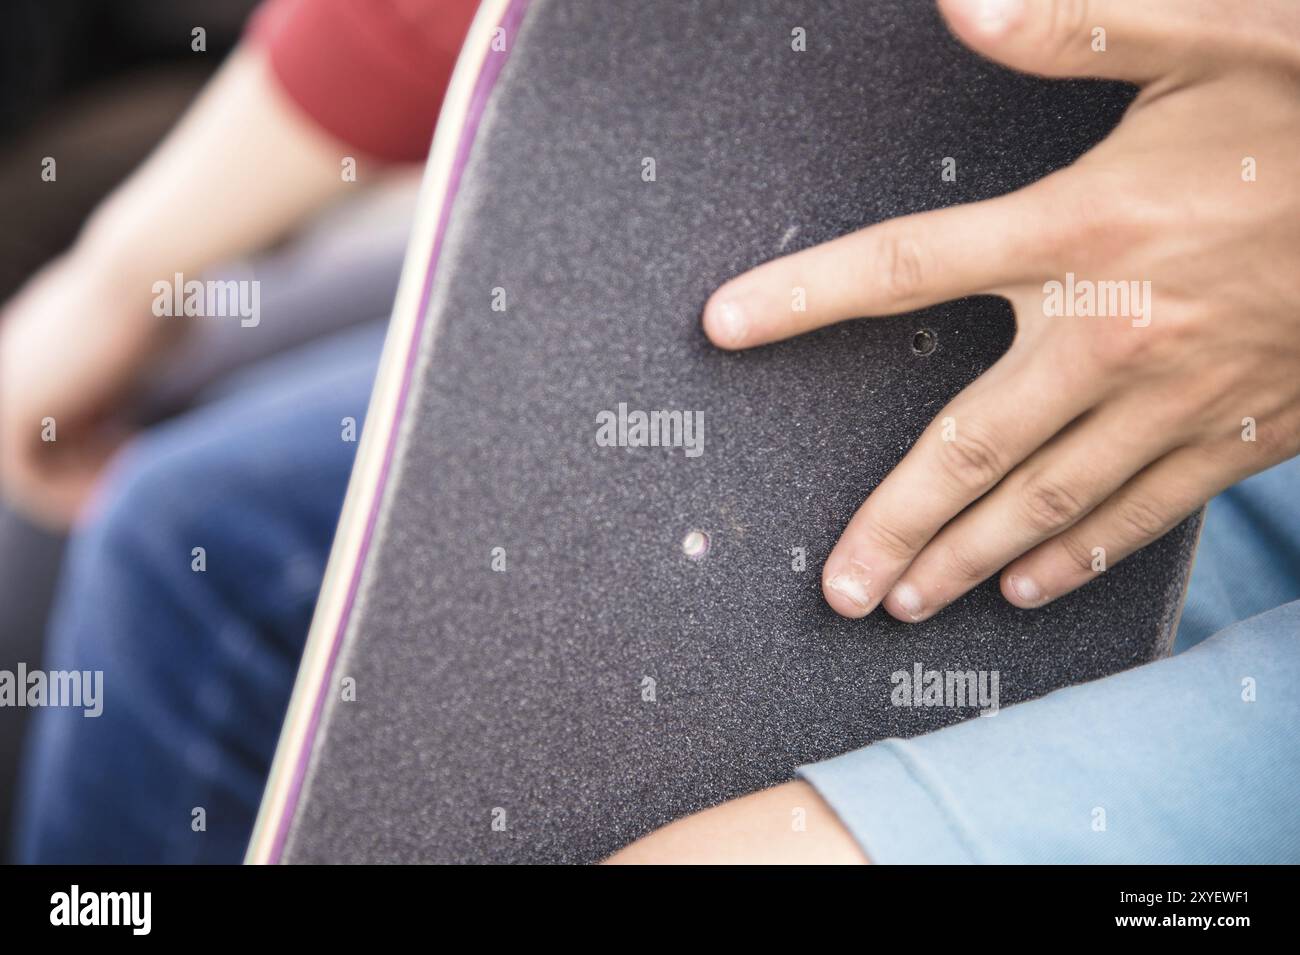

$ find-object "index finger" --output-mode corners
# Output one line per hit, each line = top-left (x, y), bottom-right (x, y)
(702, 184), (1055, 350)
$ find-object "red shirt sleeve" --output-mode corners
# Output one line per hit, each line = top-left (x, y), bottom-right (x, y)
(245, 0), (479, 163)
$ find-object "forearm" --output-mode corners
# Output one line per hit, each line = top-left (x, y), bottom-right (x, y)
(69, 45), (353, 302)
(604, 781), (869, 864)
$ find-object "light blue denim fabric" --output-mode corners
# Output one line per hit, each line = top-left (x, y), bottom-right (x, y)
(800, 457), (1300, 864)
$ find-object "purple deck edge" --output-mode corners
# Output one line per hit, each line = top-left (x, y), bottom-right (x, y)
(267, 0), (531, 864)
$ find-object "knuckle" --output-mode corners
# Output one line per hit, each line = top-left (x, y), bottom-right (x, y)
(936, 421), (1006, 494)
(1056, 530), (1098, 574)
(1037, 178), (1153, 272)
(1086, 316), (1180, 375)
(1090, 328), (1151, 371)
(1087, 203), (1145, 258)
(1049, 198), (1117, 262)
(942, 540), (989, 583)
(1082, 295), (1189, 372)
(876, 230), (929, 304)
(1019, 474), (1088, 534)
(862, 516), (924, 561)
(1252, 417), (1293, 460)
(1042, 0), (1093, 62)
(1113, 494), (1170, 542)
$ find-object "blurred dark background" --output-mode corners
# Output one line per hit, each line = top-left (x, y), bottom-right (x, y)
(0, 0), (258, 298)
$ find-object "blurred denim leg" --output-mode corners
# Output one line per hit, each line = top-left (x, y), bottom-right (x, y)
(13, 321), (385, 863)
(0, 507), (65, 861)
(0, 179), (410, 861)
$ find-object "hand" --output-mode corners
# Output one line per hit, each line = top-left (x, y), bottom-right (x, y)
(0, 254), (172, 528)
(703, 0), (1300, 622)
(603, 781), (868, 864)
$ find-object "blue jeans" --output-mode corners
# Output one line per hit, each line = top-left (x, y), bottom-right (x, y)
(12, 323), (384, 863)
(13, 319), (1300, 862)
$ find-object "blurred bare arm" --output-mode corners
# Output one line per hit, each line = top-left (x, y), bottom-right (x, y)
(0, 44), (357, 527)
(77, 45), (354, 300)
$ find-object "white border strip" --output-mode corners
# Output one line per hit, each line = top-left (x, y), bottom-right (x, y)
(245, 0), (513, 864)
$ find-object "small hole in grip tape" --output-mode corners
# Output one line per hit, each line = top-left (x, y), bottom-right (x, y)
(911, 328), (937, 356)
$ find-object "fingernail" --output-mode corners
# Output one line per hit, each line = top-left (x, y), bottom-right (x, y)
(706, 299), (748, 349)
(890, 582), (926, 621)
(1009, 574), (1042, 606)
(826, 565), (874, 617)
(968, 0), (1023, 35)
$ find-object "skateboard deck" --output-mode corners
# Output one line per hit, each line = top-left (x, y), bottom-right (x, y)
(248, 0), (1201, 864)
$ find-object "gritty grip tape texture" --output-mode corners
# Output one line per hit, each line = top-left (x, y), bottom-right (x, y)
(283, 0), (1200, 863)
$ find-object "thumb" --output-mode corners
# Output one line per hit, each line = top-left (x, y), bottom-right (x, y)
(938, 0), (1198, 85)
